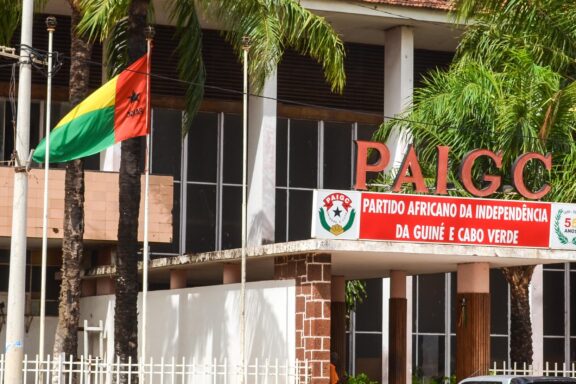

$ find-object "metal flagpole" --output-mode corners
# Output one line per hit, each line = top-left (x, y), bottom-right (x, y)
(240, 36), (250, 384)
(141, 25), (154, 364)
(5, 0), (33, 382)
(39, 15), (57, 361)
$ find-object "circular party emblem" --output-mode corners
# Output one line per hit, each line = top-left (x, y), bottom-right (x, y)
(319, 193), (356, 236)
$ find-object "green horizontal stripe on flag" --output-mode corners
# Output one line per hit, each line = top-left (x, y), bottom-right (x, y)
(33, 106), (116, 163)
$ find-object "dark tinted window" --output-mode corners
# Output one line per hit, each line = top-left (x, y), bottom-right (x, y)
(186, 184), (216, 253)
(417, 274), (445, 333)
(275, 188), (287, 243)
(222, 114), (242, 184)
(355, 279), (382, 332)
(188, 113), (218, 183)
(288, 189), (313, 241)
(221, 186), (241, 250)
(491, 269), (508, 335)
(323, 122), (351, 190)
(543, 271), (564, 336)
(289, 120), (317, 188)
(152, 108), (182, 177)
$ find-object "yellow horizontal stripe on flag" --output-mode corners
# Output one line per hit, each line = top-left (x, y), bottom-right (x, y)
(55, 75), (119, 129)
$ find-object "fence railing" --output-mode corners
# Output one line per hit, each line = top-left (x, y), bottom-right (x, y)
(0, 355), (310, 384)
(491, 361), (576, 377)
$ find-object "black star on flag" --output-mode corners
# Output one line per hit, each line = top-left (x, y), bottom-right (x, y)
(128, 91), (140, 103)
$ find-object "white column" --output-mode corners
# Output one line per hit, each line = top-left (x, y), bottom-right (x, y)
(384, 26), (414, 171)
(247, 71), (277, 246)
(406, 275), (412, 384)
(531, 265), (543, 374)
(100, 143), (121, 171)
(382, 277), (390, 383)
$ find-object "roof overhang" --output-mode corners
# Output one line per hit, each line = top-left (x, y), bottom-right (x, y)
(86, 239), (576, 284)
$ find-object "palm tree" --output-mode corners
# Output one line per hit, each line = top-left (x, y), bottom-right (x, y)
(78, 0), (346, 364)
(374, 49), (576, 366)
(52, 0), (92, 360)
(452, 0), (576, 366)
(0, 0), (91, 360)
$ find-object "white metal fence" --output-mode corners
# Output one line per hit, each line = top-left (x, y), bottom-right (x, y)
(0, 355), (310, 384)
(491, 361), (576, 377)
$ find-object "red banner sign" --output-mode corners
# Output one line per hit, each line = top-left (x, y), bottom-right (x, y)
(359, 193), (550, 247)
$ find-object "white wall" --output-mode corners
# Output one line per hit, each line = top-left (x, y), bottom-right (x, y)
(79, 280), (296, 363)
(0, 293), (59, 358)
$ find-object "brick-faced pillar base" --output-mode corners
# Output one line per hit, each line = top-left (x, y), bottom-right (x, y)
(456, 263), (490, 382)
(389, 298), (407, 384)
(275, 253), (332, 384)
(331, 276), (346, 379)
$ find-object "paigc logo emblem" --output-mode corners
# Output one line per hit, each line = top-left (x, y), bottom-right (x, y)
(319, 192), (356, 236)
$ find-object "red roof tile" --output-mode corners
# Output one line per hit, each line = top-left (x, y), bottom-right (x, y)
(360, 0), (453, 11)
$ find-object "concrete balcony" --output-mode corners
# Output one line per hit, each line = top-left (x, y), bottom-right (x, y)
(0, 166), (173, 245)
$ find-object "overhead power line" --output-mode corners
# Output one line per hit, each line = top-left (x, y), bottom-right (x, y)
(2, 46), (575, 149)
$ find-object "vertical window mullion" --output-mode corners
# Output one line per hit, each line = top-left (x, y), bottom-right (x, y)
(507, 275), (511, 365)
(351, 122), (358, 187)
(565, 263), (571, 366)
(216, 112), (224, 251)
(445, 272), (451, 376)
(179, 111), (188, 255)
(317, 120), (324, 189)
(0, 99), (5, 161)
(415, 276), (419, 371)
(285, 119), (291, 241)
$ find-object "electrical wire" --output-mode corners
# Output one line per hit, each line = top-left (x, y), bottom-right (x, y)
(6, 45), (576, 149)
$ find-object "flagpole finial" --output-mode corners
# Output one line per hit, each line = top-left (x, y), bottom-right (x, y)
(145, 26), (155, 42)
(45, 16), (57, 32)
(242, 36), (251, 51)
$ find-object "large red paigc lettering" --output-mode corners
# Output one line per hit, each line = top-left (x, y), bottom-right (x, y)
(353, 141), (390, 190)
(512, 152), (552, 200)
(458, 149), (502, 197)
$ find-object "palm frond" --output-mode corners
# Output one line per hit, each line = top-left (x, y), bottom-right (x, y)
(194, 0), (345, 94)
(78, 0), (131, 42)
(0, 0), (21, 45)
(277, 0), (345, 93)
(0, 0), (47, 45)
(104, 17), (128, 78)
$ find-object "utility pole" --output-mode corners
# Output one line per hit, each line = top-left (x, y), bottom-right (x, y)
(4, 0), (34, 382)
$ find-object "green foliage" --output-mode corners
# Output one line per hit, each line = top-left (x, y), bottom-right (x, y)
(0, 0), (47, 45)
(347, 372), (378, 384)
(374, 51), (576, 203)
(78, 0), (346, 136)
(345, 280), (367, 314)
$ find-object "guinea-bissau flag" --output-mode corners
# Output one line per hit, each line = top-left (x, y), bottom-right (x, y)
(33, 54), (149, 163)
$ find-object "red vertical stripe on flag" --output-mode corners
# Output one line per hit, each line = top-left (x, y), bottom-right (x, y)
(114, 54), (149, 143)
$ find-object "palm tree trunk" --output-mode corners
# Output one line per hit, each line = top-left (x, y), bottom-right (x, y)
(501, 265), (535, 365)
(52, 2), (91, 360)
(114, 0), (148, 369)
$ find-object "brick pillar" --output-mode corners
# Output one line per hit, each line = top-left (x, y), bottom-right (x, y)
(170, 269), (187, 289)
(223, 263), (241, 284)
(389, 270), (407, 384)
(456, 263), (490, 382)
(331, 276), (346, 378)
(81, 279), (96, 297)
(96, 277), (115, 295)
(275, 253), (332, 384)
